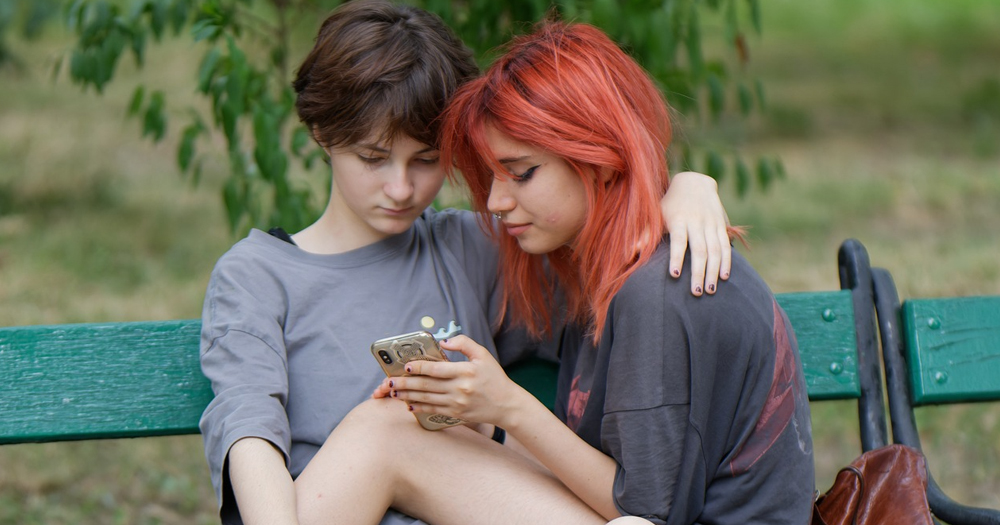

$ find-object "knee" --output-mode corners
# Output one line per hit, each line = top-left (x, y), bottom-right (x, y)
(330, 398), (418, 448)
(341, 397), (413, 428)
(606, 517), (656, 525)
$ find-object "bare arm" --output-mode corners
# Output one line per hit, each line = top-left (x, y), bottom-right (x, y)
(501, 394), (621, 519)
(229, 437), (299, 525)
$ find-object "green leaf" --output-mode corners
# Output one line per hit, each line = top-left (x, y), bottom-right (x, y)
(130, 26), (147, 67)
(221, 104), (238, 147)
(197, 47), (221, 93)
(705, 150), (725, 181)
(127, 85), (145, 116)
(178, 121), (203, 171)
(747, 0), (762, 35)
(738, 83), (753, 116)
(291, 126), (310, 155)
(66, 0), (88, 31)
(756, 156), (774, 190)
(169, 0), (189, 35)
(142, 90), (167, 142)
(69, 48), (88, 83)
(735, 157), (751, 196)
(191, 18), (220, 42)
(149, 0), (167, 39)
(707, 73), (725, 119)
(223, 177), (244, 233)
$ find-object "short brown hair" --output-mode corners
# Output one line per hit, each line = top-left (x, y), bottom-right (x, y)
(293, 0), (479, 149)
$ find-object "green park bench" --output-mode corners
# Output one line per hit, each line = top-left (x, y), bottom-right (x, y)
(1, 239), (997, 524)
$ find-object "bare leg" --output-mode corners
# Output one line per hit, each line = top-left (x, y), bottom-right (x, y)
(296, 398), (606, 525)
(606, 517), (656, 524)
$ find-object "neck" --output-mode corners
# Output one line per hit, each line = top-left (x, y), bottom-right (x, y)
(290, 205), (373, 255)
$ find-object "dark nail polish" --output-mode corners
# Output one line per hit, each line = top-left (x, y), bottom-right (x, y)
(408, 405), (414, 412)
(671, 269), (680, 277)
(388, 380), (394, 388)
(694, 286), (702, 294)
(708, 284), (715, 293)
(391, 390), (397, 398)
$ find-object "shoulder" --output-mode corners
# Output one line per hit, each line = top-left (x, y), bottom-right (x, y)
(422, 207), (490, 243)
(615, 241), (775, 323)
(418, 207), (499, 266)
(207, 230), (297, 297)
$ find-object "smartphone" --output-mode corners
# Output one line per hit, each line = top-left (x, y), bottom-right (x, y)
(370, 330), (466, 431)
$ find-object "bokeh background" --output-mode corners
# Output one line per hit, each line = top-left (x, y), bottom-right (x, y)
(1, 0), (998, 523)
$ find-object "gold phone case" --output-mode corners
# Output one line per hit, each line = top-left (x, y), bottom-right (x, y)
(370, 331), (466, 431)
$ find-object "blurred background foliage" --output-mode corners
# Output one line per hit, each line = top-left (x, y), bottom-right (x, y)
(0, 0), (999, 523)
(1, 0), (776, 234)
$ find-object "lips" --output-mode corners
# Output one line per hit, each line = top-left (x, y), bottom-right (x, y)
(382, 206), (414, 217)
(503, 222), (530, 237)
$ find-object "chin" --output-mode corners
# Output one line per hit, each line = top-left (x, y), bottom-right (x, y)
(515, 239), (557, 255)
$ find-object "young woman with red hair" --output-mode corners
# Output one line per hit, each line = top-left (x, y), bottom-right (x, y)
(293, 20), (813, 525)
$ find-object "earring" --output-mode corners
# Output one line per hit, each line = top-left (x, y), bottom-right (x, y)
(492, 212), (502, 220)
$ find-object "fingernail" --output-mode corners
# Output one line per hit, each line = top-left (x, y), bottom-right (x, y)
(694, 286), (702, 295)
(391, 390), (398, 398)
(722, 272), (730, 279)
(671, 269), (680, 277)
(408, 405), (414, 412)
(404, 366), (412, 373)
(388, 380), (394, 388)
(707, 284), (715, 293)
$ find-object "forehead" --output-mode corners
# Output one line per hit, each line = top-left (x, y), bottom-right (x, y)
(483, 126), (539, 162)
(354, 133), (436, 154)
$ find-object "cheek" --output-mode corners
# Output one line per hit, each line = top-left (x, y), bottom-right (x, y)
(415, 168), (446, 195)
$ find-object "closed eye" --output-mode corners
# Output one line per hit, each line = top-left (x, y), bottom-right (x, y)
(513, 165), (539, 182)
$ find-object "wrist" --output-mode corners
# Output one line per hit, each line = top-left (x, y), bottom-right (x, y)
(497, 384), (545, 435)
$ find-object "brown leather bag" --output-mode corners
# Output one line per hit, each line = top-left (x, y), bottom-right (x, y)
(813, 444), (933, 525)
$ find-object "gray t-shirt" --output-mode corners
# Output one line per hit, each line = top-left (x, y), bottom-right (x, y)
(555, 243), (815, 525)
(199, 208), (512, 524)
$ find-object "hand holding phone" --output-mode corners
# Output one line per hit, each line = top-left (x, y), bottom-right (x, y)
(370, 331), (466, 431)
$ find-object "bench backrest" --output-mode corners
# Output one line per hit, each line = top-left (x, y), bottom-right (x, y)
(901, 296), (1000, 406)
(0, 291), (860, 445)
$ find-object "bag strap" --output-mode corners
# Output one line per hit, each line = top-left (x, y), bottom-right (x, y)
(839, 465), (865, 525)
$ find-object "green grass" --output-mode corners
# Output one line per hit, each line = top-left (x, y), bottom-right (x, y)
(1, 1), (999, 522)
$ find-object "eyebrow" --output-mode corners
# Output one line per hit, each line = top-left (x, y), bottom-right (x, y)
(356, 143), (438, 154)
(498, 155), (531, 164)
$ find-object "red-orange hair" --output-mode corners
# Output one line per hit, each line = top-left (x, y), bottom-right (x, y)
(440, 22), (672, 342)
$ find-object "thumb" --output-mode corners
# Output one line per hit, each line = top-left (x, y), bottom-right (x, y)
(439, 335), (491, 362)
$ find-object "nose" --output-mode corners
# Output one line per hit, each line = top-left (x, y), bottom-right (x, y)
(487, 177), (515, 217)
(383, 164), (414, 203)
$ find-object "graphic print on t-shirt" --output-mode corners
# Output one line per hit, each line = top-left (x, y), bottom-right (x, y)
(728, 299), (804, 475)
(566, 375), (591, 431)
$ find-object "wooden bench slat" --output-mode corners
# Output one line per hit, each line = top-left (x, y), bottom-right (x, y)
(1, 291), (859, 444)
(902, 296), (1000, 406)
(777, 290), (860, 400)
(0, 320), (210, 444)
